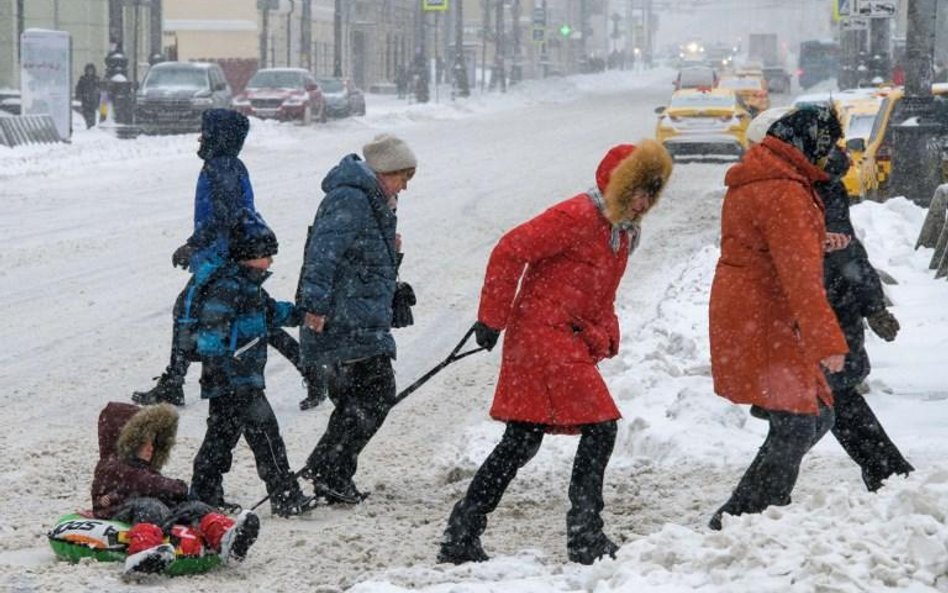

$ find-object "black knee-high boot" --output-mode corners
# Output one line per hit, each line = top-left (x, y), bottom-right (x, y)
(566, 421), (619, 564)
(438, 423), (544, 564)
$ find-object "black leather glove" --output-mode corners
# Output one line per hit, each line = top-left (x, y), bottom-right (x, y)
(172, 243), (194, 269)
(867, 309), (900, 342)
(472, 321), (500, 351)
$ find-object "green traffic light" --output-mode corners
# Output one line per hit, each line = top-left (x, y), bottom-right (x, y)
(559, 24), (572, 37)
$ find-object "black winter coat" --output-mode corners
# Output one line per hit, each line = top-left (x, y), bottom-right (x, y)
(817, 150), (887, 391)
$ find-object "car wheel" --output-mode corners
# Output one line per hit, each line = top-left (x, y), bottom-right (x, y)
(301, 104), (313, 126)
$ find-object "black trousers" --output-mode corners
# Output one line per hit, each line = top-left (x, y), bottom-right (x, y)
(111, 499), (215, 532)
(831, 387), (914, 491)
(718, 403), (834, 519)
(163, 278), (311, 383)
(191, 388), (294, 503)
(304, 355), (397, 488)
(80, 106), (97, 129)
(445, 420), (617, 545)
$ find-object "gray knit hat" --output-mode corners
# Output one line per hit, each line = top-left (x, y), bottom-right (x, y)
(363, 134), (417, 173)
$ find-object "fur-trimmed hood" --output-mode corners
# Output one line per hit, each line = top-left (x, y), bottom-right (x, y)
(96, 401), (178, 471)
(597, 139), (673, 225)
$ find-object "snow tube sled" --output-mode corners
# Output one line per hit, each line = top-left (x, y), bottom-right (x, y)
(47, 513), (222, 576)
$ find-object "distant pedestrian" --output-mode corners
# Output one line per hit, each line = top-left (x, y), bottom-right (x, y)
(437, 140), (673, 565)
(75, 63), (100, 129)
(817, 146), (914, 491)
(395, 64), (408, 99)
(709, 105), (849, 530)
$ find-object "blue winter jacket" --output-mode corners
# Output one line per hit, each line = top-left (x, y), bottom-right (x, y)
(187, 109), (257, 279)
(297, 154), (397, 366)
(195, 261), (301, 399)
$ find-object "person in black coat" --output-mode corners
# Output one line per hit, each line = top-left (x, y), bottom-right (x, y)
(817, 147), (914, 492)
(75, 63), (100, 129)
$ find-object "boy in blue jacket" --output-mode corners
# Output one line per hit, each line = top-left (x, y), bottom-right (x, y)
(133, 108), (326, 409)
(189, 219), (314, 517)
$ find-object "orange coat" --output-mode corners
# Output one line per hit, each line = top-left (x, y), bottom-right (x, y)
(709, 136), (848, 414)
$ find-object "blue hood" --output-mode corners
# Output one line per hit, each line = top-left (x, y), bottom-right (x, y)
(198, 109), (250, 160)
(321, 153), (380, 196)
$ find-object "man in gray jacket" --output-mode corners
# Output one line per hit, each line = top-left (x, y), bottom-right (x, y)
(296, 134), (417, 503)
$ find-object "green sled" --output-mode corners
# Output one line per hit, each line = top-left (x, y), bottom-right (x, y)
(47, 513), (222, 576)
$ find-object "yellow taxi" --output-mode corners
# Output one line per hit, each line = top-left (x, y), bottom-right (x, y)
(717, 74), (771, 115)
(655, 88), (751, 159)
(845, 85), (948, 200)
(833, 96), (884, 198)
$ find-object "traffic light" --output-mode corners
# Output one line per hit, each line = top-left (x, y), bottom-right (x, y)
(559, 24), (572, 38)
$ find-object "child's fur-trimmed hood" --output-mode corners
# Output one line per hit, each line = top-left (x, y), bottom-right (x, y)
(112, 403), (178, 470)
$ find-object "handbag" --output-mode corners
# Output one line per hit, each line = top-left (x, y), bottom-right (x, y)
(366, 195), (416, 328)
(391, 281), (416, 328)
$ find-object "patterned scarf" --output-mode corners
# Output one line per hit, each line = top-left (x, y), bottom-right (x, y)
(766, 104), (842, 164)
(587, 188), (641, 254)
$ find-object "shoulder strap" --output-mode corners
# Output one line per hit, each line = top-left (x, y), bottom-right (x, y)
(364, 192), (400, 271)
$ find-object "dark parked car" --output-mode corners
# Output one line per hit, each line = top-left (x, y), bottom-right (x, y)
(318, 77), (365, 118)
(233, 68), (326, 124)
(135, 61), (232, 134)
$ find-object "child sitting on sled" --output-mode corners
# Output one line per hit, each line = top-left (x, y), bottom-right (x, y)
(91, 401), (259, 575)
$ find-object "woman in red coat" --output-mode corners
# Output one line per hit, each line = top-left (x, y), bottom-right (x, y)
(438, 139), (673, 565)
(708, 106), (849, 530)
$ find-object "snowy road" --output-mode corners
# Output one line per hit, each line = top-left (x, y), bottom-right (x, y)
(3, 71), (948, 593)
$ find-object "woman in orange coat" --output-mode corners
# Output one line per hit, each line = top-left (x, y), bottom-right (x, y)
(438, 140), (673, 565)
(708, 106), (849, 530)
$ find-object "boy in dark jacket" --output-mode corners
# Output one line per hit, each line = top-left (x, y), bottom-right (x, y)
(133, 109), (325, 408)
(817, 147), (914, 491)
(91, 401), (260, 575)
(189, 220), (314, 517)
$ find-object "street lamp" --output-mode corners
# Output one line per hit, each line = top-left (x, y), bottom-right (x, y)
(454, 0), (470, 96)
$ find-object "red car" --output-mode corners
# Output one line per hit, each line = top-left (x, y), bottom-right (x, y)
(233, 68), (326, 124)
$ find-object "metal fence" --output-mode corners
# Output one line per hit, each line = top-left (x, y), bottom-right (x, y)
(0, 115), (63, 148)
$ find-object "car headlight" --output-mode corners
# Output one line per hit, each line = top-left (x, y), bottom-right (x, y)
(191, 97), (213, 107)
(233, 97), (250, 106)
(283, 96), (306, 106)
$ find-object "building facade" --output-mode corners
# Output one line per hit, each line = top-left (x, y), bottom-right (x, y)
(0, 0), (111, 92)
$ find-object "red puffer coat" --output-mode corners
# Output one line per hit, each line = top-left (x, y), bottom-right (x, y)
(709, 136), (848, 414)
(479, 194), (629, 429)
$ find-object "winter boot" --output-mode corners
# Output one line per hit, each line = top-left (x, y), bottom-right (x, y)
(124, 523), (175, 575)
(270, 487), (318, 517)
(169, 524), (204, 557)
(132, 373), (185, 407)
(299, 371), (329, 411)
(201, 510), (260, 563)
(566, 531), (619, 565)
(436, 500), (490, 565)
(301, 467), (367, 505)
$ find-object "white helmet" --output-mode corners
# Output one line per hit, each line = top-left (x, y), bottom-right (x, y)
(746, 106), (794, 144)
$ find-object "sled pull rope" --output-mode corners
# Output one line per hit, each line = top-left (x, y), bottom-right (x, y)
(393, 326), (485, 404)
